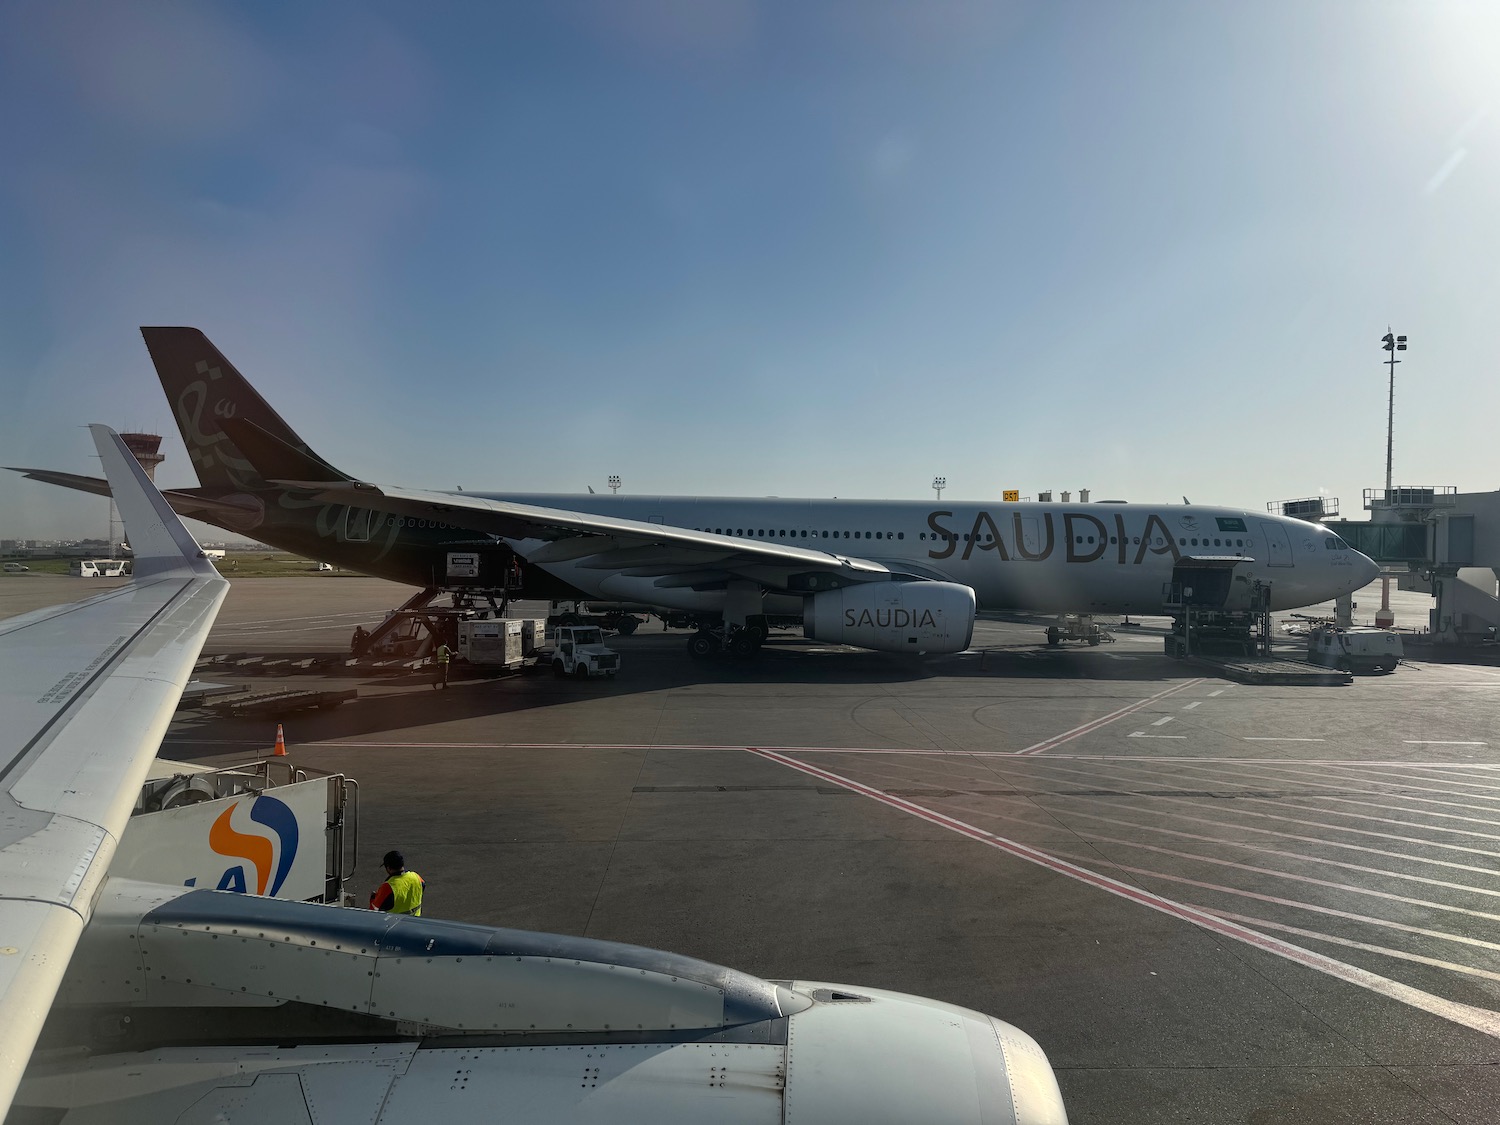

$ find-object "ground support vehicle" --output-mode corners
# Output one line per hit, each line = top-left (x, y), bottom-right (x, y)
(455, 617), (548, 675)
(541, 625), (621, 679)
(1307, 624), (1402, 673)
(205, 687), (357, 718)
(548, 600), (645, 635)
(1045, 614), (1111, 646)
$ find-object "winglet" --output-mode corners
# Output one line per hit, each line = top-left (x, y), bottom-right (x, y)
(88, 425), (220, 580)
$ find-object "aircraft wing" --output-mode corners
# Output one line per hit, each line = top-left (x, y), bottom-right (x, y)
(0, 427), (227, 1116)
(284, 479), (904, 592)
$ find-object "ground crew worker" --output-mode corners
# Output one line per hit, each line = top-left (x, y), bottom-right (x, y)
(369, 850), (425, 915)
(432, 641), (451, 689)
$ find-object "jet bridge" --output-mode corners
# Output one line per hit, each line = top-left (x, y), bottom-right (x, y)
(1327, 486), (1500, 646)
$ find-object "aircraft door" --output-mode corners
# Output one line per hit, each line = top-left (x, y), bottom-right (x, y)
(345, 506), (373, 542)
(1019, 518), (1041, 557)
(1258, 520), (1293, 567)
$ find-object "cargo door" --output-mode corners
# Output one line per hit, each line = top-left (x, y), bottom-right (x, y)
(345, 506), (373, 542)
(1258, 520), (1294, 567)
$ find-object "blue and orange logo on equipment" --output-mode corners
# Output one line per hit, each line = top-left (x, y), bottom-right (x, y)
(207, 795), (300, 896)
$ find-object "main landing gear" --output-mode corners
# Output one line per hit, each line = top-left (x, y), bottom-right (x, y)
(687, 617), (769, 659)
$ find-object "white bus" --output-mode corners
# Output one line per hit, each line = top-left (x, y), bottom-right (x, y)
(69, 559), (128, 577)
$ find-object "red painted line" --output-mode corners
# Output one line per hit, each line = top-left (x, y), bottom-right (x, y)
(1014, 678), (1205, 755)
(746, 747), (1500, 1040)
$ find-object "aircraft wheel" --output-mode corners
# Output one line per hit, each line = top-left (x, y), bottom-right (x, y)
(687, 633), (719, 659)
(728, 632), (758, 658)
(1046, 627), (1060, 646)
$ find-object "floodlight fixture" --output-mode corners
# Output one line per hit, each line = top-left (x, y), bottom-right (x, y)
(608, 475), (621, 495)
(1380, 328), (1407, 492)
(932, 476), (946, 500)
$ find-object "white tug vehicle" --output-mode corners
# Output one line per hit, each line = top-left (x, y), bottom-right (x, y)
(1306, 624), (1402, 673)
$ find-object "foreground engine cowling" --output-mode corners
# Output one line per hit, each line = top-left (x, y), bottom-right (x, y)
(804, 580), (976, 654)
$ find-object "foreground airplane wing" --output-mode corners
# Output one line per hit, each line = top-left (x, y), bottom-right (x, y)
(0, 427), (227, 1115)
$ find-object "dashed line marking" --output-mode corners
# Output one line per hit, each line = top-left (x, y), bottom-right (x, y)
(1014, 679), (1205, 755)
(1151, 716), (1175, 727)
(1182, 701), (1202, 710)
(1244, 737), (1326, 743)
(1208, 689), (1226, 697)
(1404, 741), (1488, 746)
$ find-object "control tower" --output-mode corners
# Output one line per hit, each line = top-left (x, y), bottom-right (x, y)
(119, 433), (165, 480)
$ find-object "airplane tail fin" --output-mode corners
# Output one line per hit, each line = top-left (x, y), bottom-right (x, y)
(140, 328), (353, 491)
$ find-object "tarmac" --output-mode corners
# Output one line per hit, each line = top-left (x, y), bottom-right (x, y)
(9, 573), (1500, 1124)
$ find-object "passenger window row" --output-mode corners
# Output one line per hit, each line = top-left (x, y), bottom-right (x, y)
(696, 528), (906, 541)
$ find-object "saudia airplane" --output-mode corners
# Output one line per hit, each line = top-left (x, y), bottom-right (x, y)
(12, 329), (1378, 657)
(0, 427), (1068, 1124)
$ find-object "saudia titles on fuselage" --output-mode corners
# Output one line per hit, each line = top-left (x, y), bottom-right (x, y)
(844, 608), (940, 629)
(924, 510), (1250, 564)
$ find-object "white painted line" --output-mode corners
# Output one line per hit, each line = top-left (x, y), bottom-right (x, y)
(1206, 909), (1500, 987)
(1066, 828), (1500, 924)
(1404, 741), (1488, 746)
(1208, 689), (1225, 697)
(1182, 701), (1202, 710)
(1117, 756), (1500, 825)
(1048, 846), (1500, 958)
(1012, 786), (1500, 879)
(1126, 732), (1187, 739)
(1243, 737), (1326, 742)
(1014, 679), (1206, 755)
(963, 789), (1500, 901)
(1151, 716), (1175, 726)
(746, 749), (1500, 1042)
(1009, 758), (1500, 861)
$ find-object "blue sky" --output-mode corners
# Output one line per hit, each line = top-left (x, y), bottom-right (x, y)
(2, 0), (1496, 540)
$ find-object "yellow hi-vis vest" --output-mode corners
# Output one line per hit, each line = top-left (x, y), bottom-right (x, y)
(386, 870), (424, 916)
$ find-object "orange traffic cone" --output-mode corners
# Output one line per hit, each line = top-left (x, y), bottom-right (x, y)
(272, 724), (287, 757)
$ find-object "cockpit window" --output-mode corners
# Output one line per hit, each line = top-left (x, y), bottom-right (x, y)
(1325, 537), (1349, 550)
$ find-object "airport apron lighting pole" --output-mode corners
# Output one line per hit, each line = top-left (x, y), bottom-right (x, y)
(1377, 330), (1406, 629)
(932, 477), (946, 501)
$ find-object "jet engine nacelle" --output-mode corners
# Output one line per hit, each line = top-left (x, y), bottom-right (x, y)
(803, 580), (976, 655)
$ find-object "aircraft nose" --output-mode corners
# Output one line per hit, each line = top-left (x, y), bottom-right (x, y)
(1353, 550), (1380, 590)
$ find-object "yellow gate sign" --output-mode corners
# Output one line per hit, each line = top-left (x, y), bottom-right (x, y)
(1002, 490), (1020, 502)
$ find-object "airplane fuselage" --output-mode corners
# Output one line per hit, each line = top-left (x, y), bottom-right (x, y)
(477, 494), (1373, 615)
(94, 483), (1377, 617)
